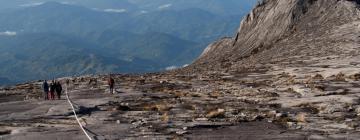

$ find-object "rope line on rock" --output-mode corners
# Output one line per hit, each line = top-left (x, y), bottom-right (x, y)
(65, 85), (93, 140)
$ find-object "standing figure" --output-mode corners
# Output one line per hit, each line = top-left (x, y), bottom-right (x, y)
(49, 81), (56, 100)
(108, 75), (115, 94)
(42, 80), (49, 100)
(55, 81), (63, 100)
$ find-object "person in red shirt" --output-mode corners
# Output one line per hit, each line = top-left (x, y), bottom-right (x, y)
(108, 75), (115, 94)
(49, 80), (56, 100)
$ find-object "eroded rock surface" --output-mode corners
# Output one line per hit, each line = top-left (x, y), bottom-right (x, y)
(1, 70), (360, 139)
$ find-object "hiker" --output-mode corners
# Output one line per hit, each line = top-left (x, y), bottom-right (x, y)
(42, 80), (49, 100)
(65, 79), (71, 98)
(88, 78), (97, 88)
(66, 79), (70, 87)
(108, 75), (115, 94)
(49, 80), (56, 100)
(55, 81), (62, 100)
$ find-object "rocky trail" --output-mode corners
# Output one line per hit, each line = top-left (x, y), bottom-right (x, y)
(0, 75), (298, 140)
(1, 66), (360, 139)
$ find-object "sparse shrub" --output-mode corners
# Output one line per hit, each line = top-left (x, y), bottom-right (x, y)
(181, 104), (196, 111)
(161, 112), (169, 122)
(349, 73), (360, 81)
(209, 91), (221, 98)
(313, 74), (324, 80)
(335, 72), (346, 81)
(286, 77), (296, 85)
(274, 116), (293, 126)
(206, 109), (225, 118)
(156, 103), (172, 112)
(294, 103), (320, 114)
(174, 91), (188, 98)
(296, 113), (307, 123)
(143, 102), (172, 112)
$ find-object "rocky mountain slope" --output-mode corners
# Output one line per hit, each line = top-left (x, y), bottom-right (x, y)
(192, 0), (360, 71)
(1, 0), (360, 139)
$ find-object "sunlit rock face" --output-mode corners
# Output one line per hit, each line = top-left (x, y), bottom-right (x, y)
(193, 0), (360, 72)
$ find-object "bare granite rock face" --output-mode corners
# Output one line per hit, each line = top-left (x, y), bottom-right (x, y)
(192, 0), (360, 71)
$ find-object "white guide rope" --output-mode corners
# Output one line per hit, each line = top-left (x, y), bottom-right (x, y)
(65, 85), (93, 140)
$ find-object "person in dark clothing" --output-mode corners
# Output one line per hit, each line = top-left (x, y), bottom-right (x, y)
(55, 81), (62, 100)
(49, 81), (56, 100)
(66, 79), (70, 85)
(108, 75), (115, 94)
(42, 80), (49, 100)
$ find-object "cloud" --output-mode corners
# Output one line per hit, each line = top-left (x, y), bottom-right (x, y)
(60, 1), (75, 5)
(103, 9), (127, 13)
(140, 10), (148, 14)
(158, 4), (172, 10)
(19, 2), (45, 7)
(165, 66), (178, 71)
(0, 31), (17, 36)
(165, 64), (188, 71)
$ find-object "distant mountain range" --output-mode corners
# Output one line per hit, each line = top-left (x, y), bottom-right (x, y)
(0, 0), (258, 15)
(0, 1), (257, 85)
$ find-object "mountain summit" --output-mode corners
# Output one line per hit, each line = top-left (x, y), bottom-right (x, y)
(191, 0), (360, 72)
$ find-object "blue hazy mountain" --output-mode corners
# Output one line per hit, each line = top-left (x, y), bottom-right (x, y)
(0, 0), (258, 15)
(0, 1), (257, 85)
(0, 2), (243, 42)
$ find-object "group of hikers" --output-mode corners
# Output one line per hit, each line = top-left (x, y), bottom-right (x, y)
(41, 75), (115, 100)
(42, 80), (63, 100)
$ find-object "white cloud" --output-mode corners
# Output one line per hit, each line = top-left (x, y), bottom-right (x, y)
(0, 31), (17, 36)
(91, 8), (100, 11)
(60, 1), (75, 5)
(158, 4), (172, 10)
(165, 64), (189, 70)
(19, 2), (45, 7)
(165, 66), (178, 71)
(103, 9), (127, 13)
(140, 10), (148, 14)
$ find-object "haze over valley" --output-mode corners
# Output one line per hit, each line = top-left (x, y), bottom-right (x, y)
(0, 0), (258, 85)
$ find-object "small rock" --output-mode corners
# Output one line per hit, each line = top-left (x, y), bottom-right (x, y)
(176, 130), (188, 135)
(195, 118), (208, 121)
(276, 112), (287, 118)
(355, 106), (360, 114)
(37, 125), (45, 127)
(295, 125), (302, 129)
(116, 120), (121, 124)
(267, 110), (277, 117)
(287, 122), (296, 128)
(251, 115), (264, 121)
